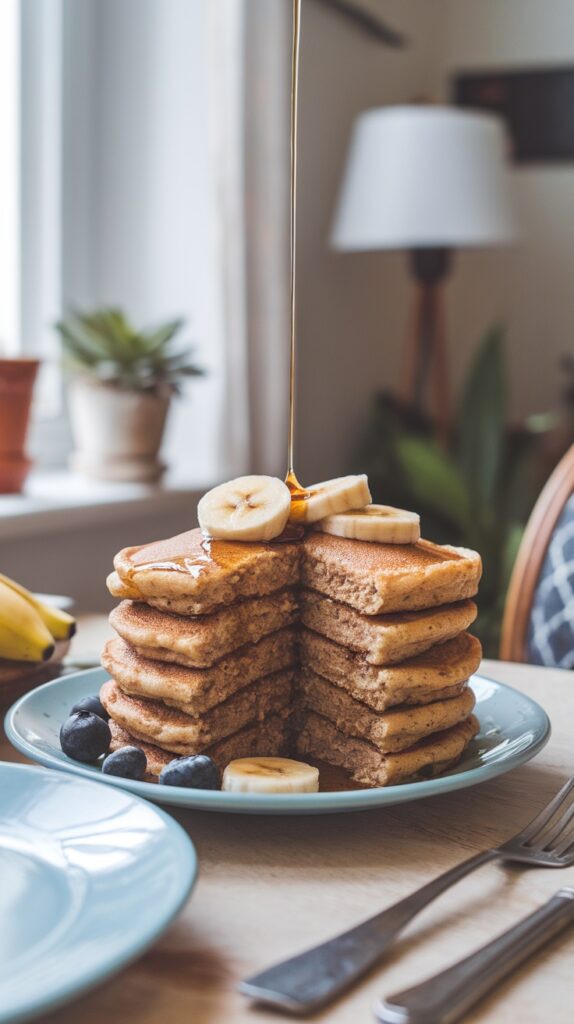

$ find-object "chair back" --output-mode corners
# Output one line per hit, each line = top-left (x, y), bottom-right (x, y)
(501, 444), (574, 664)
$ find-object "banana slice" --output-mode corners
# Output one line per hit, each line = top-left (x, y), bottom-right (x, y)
(197, 475), (291, 542)
(289, 474), (371, 524)
(316, 503), (420, 543)
(222, 756), (320, 794)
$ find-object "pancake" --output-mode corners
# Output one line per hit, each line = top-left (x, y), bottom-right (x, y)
(102, 629), (297, 714)
(301, 590), (477, 665)
(301, 534), (481, 615)
(298, 671), (475, 752)
(295, 711), (480, 787)
(300, 629), (482, 711)
(111, 528), (300, 615)
(101, 670), (294, 753)
(109, 589), (297, 668)
(109, 714), (291, 778)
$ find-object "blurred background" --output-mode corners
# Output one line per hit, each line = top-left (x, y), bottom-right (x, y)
(2, 0), (574, 657)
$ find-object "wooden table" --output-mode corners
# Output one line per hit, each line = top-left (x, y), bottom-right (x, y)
(2, 659), (574, 1023)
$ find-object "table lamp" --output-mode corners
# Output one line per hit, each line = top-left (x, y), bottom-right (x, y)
(331, 105), (516, 436)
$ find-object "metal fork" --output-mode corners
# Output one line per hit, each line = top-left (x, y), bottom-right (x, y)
(239, 776), (574, 1015)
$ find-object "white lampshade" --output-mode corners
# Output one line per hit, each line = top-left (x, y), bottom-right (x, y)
(332, 106), (516, 251)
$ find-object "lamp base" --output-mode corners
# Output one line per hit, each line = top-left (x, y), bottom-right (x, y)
(402, 248), (452, 441)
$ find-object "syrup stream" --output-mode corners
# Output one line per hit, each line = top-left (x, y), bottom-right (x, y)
(286, 0), (308, 503)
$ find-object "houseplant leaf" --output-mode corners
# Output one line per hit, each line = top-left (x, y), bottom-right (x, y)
(140, 319), (186, 354)
(457, 325), (506, 514)
(395, 436), (472, 534)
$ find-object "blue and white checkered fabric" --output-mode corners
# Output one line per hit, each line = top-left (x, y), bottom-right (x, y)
(527, 493), (574, 668)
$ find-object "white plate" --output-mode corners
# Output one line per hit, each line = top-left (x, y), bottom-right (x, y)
(5, 667), (551, 815)
(0, 761), (197, 1023)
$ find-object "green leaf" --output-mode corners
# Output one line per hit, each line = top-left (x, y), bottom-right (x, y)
(395, 436), (472, 533)
(56, 320), (107, 364)
(500, 521), (524, 595)
(140, 318), (185, 354)
(525, 411), (562, 434)
(457, 325), (506, 513)
(83, 309), (138, 361)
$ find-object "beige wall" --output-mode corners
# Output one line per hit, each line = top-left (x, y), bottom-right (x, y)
(438, 0), (574, 421)
(296, 0), (574, 484)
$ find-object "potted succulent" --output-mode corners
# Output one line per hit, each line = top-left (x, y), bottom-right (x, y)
(55, 309), (203, 482)
(0, 356), (40, 493)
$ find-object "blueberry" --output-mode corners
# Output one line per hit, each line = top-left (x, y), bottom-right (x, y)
(159, 754), (220, 790)
(60, 711), (111, 763)
(102, 746), (147, 781)
(70, 694), (109, 722)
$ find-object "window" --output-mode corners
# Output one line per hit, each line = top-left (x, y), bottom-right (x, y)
(0, 0), (20, 359)
(0, 0), (67, 466)
(1, 0), (229, 476)
(0, 0), (287, 482)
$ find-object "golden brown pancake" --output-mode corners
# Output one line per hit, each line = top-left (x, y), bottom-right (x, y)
(109, 715), (290, 778)
(102, 629), (296, 714)
(296, 712), (479, 787)
(109, 589), (297, 667)
(301, 534), (481, 615)
(300, 629), (482, 711)
(111, 528), (300, 615)
(101, 670), (293, 753)
(298, 672), (475, 752)
(301, 590), (477, 664)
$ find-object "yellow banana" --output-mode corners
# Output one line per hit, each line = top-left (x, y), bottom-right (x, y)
(0, 581), (56, 662)
(0, 572), (76, 640)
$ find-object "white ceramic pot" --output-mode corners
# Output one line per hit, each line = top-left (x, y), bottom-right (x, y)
(67, 379), (171, 482)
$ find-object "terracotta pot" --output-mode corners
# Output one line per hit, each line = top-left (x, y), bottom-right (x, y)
(0, 359), (40, 493)
(68, 378), (171, 482)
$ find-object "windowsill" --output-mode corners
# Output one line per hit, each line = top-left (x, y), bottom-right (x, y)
(0, 469), (214, 539)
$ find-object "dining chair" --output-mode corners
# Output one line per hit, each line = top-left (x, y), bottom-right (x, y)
(501, 443), (574, 666)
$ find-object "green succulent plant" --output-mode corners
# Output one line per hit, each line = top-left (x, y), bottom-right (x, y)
(356, 326), (560, 656)
(55, 308), (204, 395)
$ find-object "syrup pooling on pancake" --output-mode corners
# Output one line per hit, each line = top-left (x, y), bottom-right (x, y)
(129, 534), (213, 580)
(122, 525), (305, 582)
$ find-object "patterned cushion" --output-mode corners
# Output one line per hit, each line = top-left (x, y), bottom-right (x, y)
(527, 493), (574, 668)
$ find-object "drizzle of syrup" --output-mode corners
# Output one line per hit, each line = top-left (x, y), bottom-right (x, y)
(284, 0), (311, 520)
(125, 527), (305, 581)
(286, 469), (310, 523)
(312, 759), (367, 792)
(127, 534), (215, 580)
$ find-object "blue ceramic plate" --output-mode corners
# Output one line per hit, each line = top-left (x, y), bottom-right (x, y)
(0, 761), (197, 1023)
(5, 668), (550, 816)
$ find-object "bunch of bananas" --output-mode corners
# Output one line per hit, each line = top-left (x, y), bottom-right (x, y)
(0, 573), (76, 663)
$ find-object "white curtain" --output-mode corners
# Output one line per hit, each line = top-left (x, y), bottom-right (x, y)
(242, 0), (291, 475)
(208, 0), (291, 478)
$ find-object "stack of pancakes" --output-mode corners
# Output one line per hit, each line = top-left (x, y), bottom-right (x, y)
(101, 528), (482, 787)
